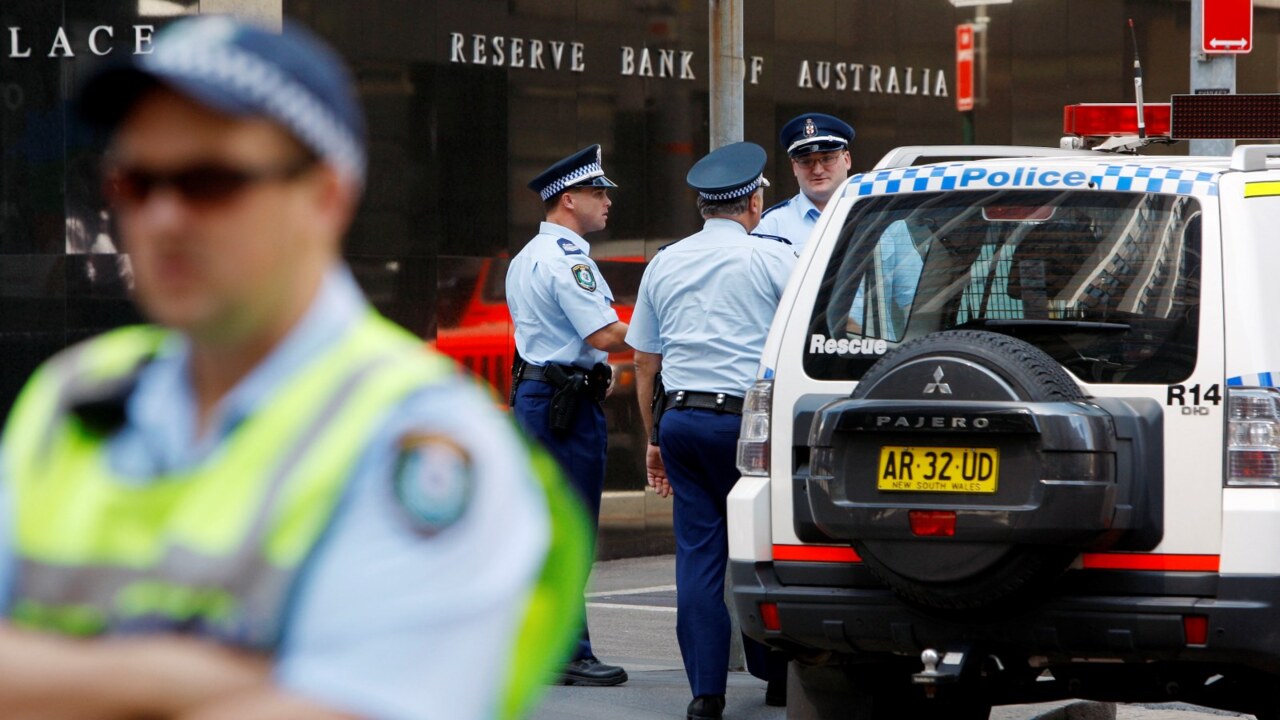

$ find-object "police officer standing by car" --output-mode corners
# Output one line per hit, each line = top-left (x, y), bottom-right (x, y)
(0, 15), (586, 720)
(754, 112), (856, 250)
(507, 145), (631, 687)
(629, 143), (793, 720)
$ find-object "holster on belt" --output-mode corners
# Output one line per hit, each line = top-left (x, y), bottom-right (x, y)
(544, 363), (585, 434)
(649, 372), (665, 445)
(509, 354), (527, 408)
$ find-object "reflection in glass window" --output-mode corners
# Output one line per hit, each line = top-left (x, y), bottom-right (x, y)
(806, 190), (1201, 384)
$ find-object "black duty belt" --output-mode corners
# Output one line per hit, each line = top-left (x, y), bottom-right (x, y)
(515, 361), (611, 404)
(517, 363), (583, 383)
(665, 390), (745, 415)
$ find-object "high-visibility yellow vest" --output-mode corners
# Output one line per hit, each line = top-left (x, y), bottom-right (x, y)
(1, 312), (592, 718)
(1, 314), (461, 646)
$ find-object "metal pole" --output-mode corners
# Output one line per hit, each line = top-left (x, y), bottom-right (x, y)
(974, 4), (989, 106)
(709, 1), (746, 671)
(1189, 0), (1236, 156)
(709, 0), (744, 149)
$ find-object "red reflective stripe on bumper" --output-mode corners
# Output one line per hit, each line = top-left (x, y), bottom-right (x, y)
(773, 544), (862, 563)
(1081, 553), (1220, 572)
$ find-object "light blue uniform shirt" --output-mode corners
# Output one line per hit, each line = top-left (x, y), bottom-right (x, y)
(849, 219), (924, 340)
(627, 218), (796, 396)
(0, 267), (550, 720)
(755, 191), (821, 251)
(506, 222), (619, 369)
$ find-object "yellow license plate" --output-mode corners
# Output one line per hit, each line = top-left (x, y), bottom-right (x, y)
(877, 446), (999, 493)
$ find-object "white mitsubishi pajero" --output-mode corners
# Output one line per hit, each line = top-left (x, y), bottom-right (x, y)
(729, 95), (1280, 719)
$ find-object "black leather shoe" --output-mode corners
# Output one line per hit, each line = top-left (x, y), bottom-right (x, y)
(560, 656), (628, 686)
(765, 675), (787, 706)
(686, 695), (726, 720)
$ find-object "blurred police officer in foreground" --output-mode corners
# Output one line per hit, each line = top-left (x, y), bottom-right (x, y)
(0, 16), (588, 720)
(754, 112), (855, 250)
(629, 143), (794, 720)
(507, 146), (630, 687)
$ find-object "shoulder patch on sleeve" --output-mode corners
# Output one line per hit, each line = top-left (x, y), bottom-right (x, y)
(751, 232), (793, 245)
(392, 432), (473, 536)
(570, 263), (597, 291)
(557, 237), (584, 255)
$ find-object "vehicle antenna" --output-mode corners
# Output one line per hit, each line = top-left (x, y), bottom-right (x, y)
(1128, 18), (1146, 139)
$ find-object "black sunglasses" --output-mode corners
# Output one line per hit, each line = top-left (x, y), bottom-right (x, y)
(103, 156), (318, 208)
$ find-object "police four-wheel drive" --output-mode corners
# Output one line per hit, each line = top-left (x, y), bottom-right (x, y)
(728, 95), (1280, 720)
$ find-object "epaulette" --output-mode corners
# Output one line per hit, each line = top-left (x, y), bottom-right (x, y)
(556, 237), (584, 256)
(751, 233), (793, 245)
(656, 240), (680, 253)
(761, 197), (791, 218)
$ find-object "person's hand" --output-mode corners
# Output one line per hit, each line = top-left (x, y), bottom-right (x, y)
(646, 445), (672, 498)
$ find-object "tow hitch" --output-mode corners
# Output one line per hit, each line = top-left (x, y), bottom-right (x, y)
(912, 647), (970, 697)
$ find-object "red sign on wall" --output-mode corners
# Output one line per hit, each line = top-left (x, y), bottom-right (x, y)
(1203, 0), (1252, 54)
(956, 23), (975, 112)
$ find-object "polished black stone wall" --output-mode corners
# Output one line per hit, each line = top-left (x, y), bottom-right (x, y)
(3, 1), (1278, 496)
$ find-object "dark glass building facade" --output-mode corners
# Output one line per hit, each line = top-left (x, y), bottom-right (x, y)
(3, 0), (1279, 554)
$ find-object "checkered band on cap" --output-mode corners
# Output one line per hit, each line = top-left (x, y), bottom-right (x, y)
(698, 174), (767, 201)
(787, 134), (849, 154)
(141, 18), (367, 183)
(538, 162), (605, 201)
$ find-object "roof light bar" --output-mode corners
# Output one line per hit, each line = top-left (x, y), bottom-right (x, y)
(1171, 94), (1280, 140)
(1063, 103), (1171, 138)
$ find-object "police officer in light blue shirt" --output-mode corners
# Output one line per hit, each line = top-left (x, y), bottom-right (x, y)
(0, 268), (551, 720)
(629, 142), (793, 720)
(754, 113), (856, 252)
(0, 15), (557, 720)
(848, 219), (925, 340)
(506, 145), (631, 687)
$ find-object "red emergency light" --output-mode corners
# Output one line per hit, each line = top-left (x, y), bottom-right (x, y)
(1063, 103), (1171, 137)
(1065, 95), (1280, 141)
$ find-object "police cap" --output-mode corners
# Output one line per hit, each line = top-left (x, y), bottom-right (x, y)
(780, 112), (855, 157)
(687, 142), (770, 201)
(76, 15), (367, 185)
(529, 145), (618, 202)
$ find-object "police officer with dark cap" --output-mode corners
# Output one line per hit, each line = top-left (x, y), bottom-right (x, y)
(507, 145), (630, 687)
(755, 112), (855, 251)
(0, 14), (584, 720)
(629, 142), (793, 719)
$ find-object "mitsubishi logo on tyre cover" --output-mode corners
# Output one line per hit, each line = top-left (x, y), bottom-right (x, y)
(924, 366), (952, 395)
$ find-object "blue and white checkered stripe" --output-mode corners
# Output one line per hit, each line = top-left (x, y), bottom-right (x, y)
(698, 174), (766, 201)
(846, 163), (1219, 198)
(1091, 165), (1219, 195)
(539, 162), (605, 200)
(141, 18), (366, 184)
(1228, 372), (1280, 388)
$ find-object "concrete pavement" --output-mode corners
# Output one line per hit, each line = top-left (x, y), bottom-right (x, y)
(530, 555), (1254, 720)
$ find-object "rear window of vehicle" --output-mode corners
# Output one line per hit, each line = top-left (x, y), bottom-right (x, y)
(804, 189), (1201, 384)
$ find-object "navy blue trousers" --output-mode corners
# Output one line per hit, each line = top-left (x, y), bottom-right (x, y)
(659, 408), (786, 697)
(513, 379), (606, 661)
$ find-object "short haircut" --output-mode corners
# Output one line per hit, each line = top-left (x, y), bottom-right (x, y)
(697, 189), (757, 219)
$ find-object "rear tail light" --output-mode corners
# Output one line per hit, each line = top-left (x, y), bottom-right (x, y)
(737, 380), (773, 477)
(1227, 388), (1280, 487)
